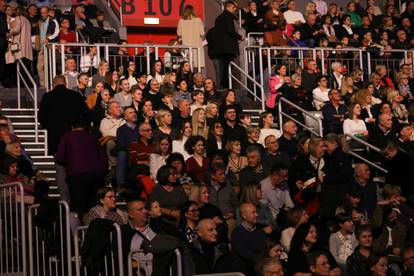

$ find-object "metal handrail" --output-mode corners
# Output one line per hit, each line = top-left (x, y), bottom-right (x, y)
(228, 61), (265, 111)
(16, 59), (38, 143)
(278, 97), (323, 137)
(344, 133), (382, 153)
(247, 32), (264, 46)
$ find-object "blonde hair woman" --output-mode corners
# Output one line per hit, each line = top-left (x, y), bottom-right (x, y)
(205, 101), (219, 126)
(191, 108), (208, 138)
(387, 90), (408, 124)
(177, 5), (205, 69)
(341, 75), (356, 104)
(153, 109), (179, 141)
(225, 140), (248, 181)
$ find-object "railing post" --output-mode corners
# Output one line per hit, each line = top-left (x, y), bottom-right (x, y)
(16, 61), (21, 109)
(259, 47), (264, 88)
(321, 49), (326, 76)
(267, 48), (271, 77)
(120, 0), (123, 26)
(228, 62), (232, 89)
(189, 47), (194, 72)
(146, 46), (151, 75)
(367, 51), (372, 75)
(34, 85), (38, 143)
(261, 83), (265, 111)
(154, 46), (159, 61)
(359, 49), (364, 81)
(60, 44), (65, 74)
(278, 99), (283, 132)
(197, 47), (201, 72)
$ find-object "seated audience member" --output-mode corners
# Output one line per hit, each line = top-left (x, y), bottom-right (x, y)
(307, 251), (334, 276)
(236, 182), (277, 234)
(190, 218), (233, 274)
(172, 121), (192, 161)
(263, 135), (291, 168)
(343, 103), (368, 138)
(239, 146), (270, 188)
(281, 206), (309, 253)
(63, 57), (79, 90)
(329, 213), (358, 269)
(260, 162), (294, 220)
(149, 136), (170, 181)
(368, 252), (392, 276)
(205, 102), (219, 127)
(287, 222), (340, 276)
(226, 140), (248, 182)
(99, 100), (125, 170)
(166, 153), (192, 191)
(90, 89), (111, 135)
(151, 165), (187, 222)
(204, 78), (219, 103)
(322, 89), (348, 134)
(114, 78), (132, 109)
(115, 106), (139, 187)
(178, 201), (200, 244)
(136, 99), (157, 129)
(351, 163), (380, 219)
(86, 82), (105, 110)
(55, 119), (107, 217)
(74, 72), (92, 100)
(368, 113), (396, 149)
(190, 90), (206, 115)
(128, 122), (155, 168)
(144, 79), (163, 110)
(246, 125), (265, 152)
(152, 109), (179, 141)
(206, 163), (238, 227)
(395, 124), (414, 159)
(336, 187), (369, 225)
(288, 137), (325, 214)
(258, 112), (282, 145)
(346, 225), (374, 276)
(222, 105), (248, 149)
(173, 79), (192, 106)
(191, 108), (208, 138)
(83, 187), (128, 225)
(402, 244), (414, 276)
(184, 135), (210, 184)
(278, 120), (299, 160)
(312, 76), (331, 110)
(121, 198), (184, 276)
(232, 203), (267, 276)
(258, 258), (284, 276)
(146, 199), (162, 219)
(205, 121), (225, 158)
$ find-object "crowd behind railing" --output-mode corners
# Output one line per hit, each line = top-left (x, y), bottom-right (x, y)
(1, 0), (414, 276)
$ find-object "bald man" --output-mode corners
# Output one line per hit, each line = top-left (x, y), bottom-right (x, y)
(351, 163), (380, 218)
(190, 218), (232, 274)
(231, 203), (267, 275)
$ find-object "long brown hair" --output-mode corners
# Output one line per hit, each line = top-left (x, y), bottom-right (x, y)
(182, 5), (196, 19)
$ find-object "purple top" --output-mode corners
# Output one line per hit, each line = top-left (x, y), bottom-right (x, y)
(55, 129), (107, 176)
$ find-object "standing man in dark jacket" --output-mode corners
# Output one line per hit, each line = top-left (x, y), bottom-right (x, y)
(214, 1), (242, 88)
(38, 75), (90, 202)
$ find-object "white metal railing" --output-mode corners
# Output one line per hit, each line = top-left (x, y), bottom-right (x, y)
(228, 61), (265, 111)
(16, 59), (39, 143)
(344, 133), (388, 173)
(28, 201), (72, 276)
(74, 223), (124, 276)
(0, 182), (27, 275)
(278, 97), (323, 137)
(243, 46), (414, 88)
(44, 43), (202, 91)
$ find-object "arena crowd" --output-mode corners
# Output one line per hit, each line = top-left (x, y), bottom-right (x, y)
(1, 0), (414, 275)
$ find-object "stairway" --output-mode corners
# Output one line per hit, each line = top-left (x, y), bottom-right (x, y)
(2, 108), (60, 198)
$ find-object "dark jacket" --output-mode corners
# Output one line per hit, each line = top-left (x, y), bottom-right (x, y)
(288, 154), (320, 201)
(38, 85), (91, 155)
(346, 249), (371, 276)
(239, 165), (270, 188)
(206, 179), (238, 216)
(321, 102), (348, 134)
(190, 240), (232, 274)
(214, 10), (242, 56)
(0, 11), (8, 51)
(320, 147), (353, 218)
(368, 124), (396, 149)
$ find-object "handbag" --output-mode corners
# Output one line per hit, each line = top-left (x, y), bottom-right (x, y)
(9, 42), (20, 53)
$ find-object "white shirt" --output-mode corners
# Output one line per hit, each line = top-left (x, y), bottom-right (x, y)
(283, 10), (306, 24)
(281, 227), (295, 252)
(80, 54), (99, 73)
(258, 128), (282, 145)
(172, 137), (191, 161)
(260, 177), (294, 219)
(127, 75), (137, 86)
(343, 119), (367, 136)
(312, 87), (330, 110)
(99, 117), (125, 137)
